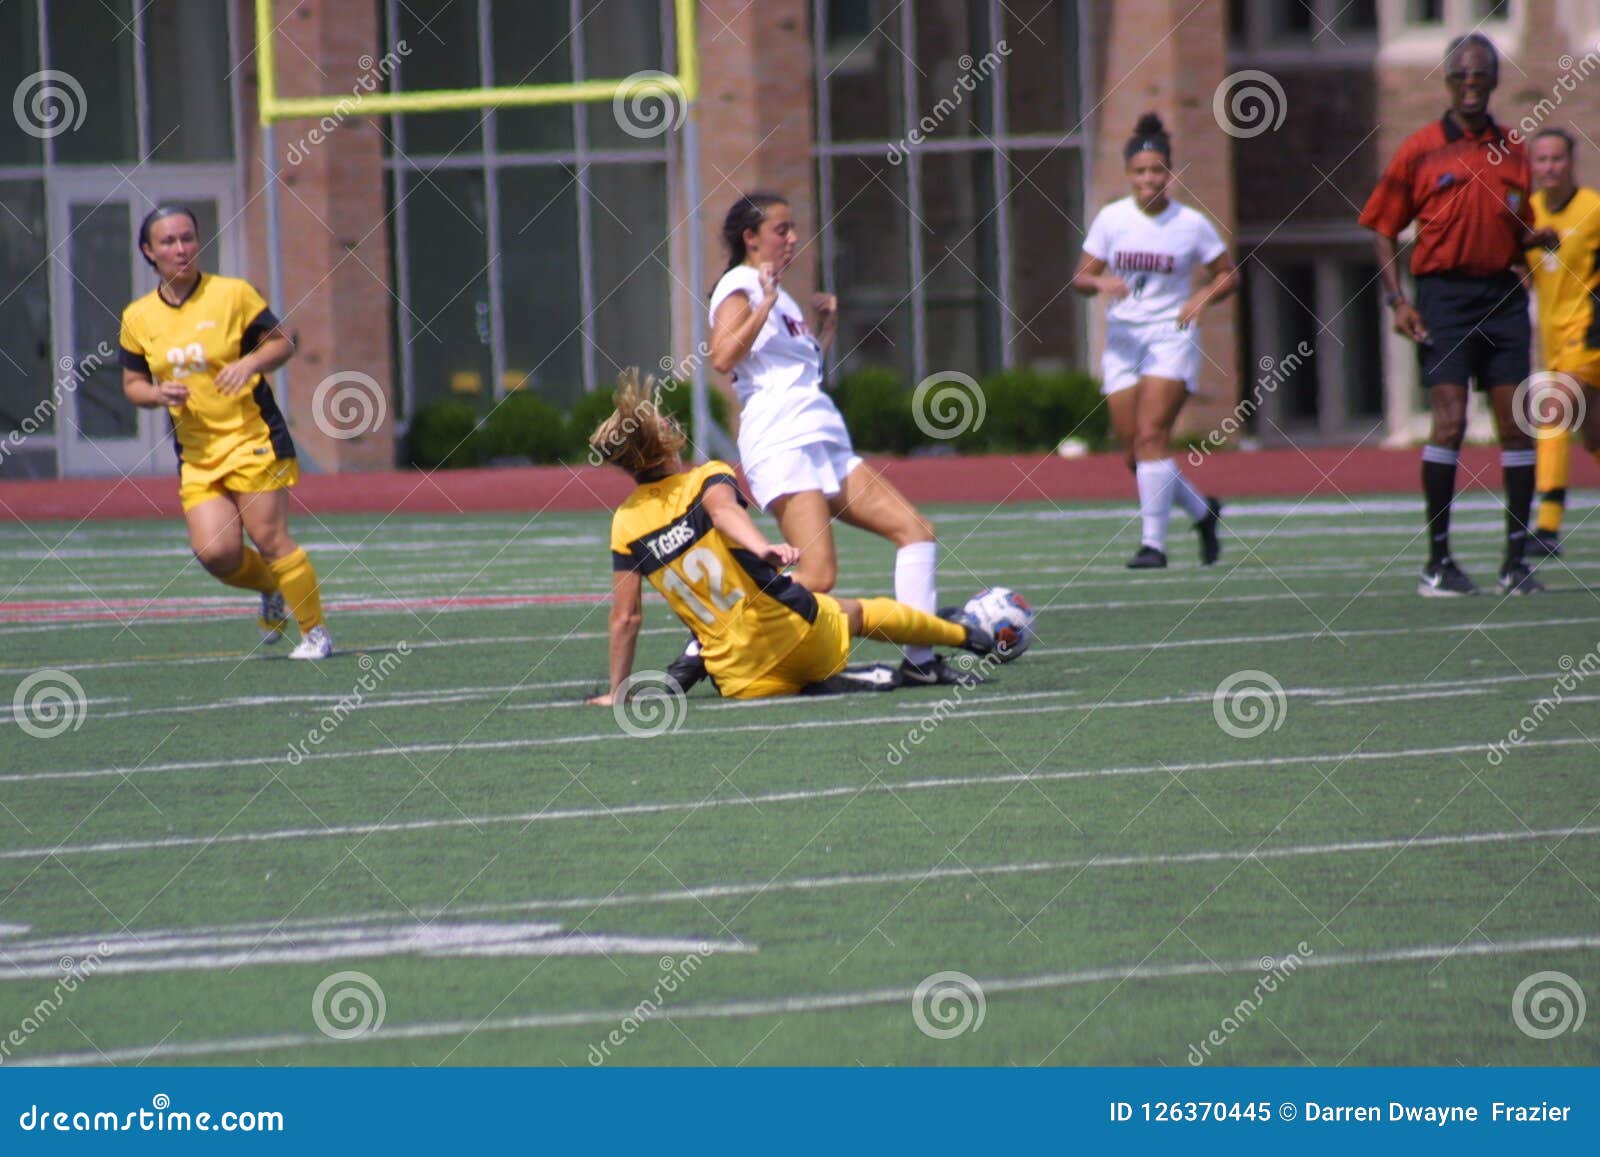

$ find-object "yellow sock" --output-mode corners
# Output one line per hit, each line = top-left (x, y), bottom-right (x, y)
(1534, 425), (1571, 533)
(219, 548), (279, 594)
(268, 548), (325, 634)
(857, 597), (965, 647)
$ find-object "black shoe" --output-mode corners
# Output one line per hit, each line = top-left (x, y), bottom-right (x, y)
(1195, 497), (1222, 566)
(1497, 561), (1546, 596)
(1417, 557), (1477, 597)
(665, 636), (707, 693)
(1126, 545), (1167, 569)
(1526, 529), (1563, 558)
(804, 662), (902, 694)
(898, 653), (987, 687)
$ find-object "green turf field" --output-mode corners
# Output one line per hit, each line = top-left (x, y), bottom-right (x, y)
(2, 494), (1597, 1067)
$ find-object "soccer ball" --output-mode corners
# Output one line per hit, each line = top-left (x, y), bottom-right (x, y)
(962, 587), (1034, 660)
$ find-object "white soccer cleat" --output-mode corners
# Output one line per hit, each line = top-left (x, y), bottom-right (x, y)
(289, 625), (333, 660)
(258, 590), (288, 644)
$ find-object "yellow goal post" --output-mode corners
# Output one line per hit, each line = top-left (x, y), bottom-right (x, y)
(248, 0), (714, 455)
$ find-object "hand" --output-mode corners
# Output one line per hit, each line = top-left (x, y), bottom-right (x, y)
(1392, 300), (1430, 344)
(1177, 295), (1206, 329)
(1526, 227), (1560, 250)
(760, 542), (800, 568)
(1098, 274), (1131, 300)
(154, 380), (189, 406)
(757, 262), (780, 304)
(585, 692), (614, 707)
(213, 357), (258, 396)
(812, 293), (838, 326)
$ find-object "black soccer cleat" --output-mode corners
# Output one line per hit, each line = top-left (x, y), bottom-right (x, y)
(1195, 496), (1222, 566)
(1126, 545), (1167, 570)
(1525, 529), (1563, 558)
(898, 654), (986, 687)
(1497, 561), (1546, 596)
(1417, 557), (1477, 597)
(665, 636), (707, 693)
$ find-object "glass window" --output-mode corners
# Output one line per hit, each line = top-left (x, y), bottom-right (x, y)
(145, 0), (234, 162)
(1003, 0), (1078, 135)
(588, 162), (670, 388)
(68, 201), (135, 437)
(396, 0), (483, 155)
(1407, 0), (1444, 23)
(1008, 149), (1083, 369)
(0, 1), (43, 166)
(1273, 263), (1320, 423)
(400, 167), (492, 409)
(491, 1), (573, 153)
(1344, 262), (1384, 420)
(1269, 1), (1315, 40)
(48, 0), (139, 164)
(0, 181), (49, 440)
(825, 0), (906, 142)
(1338, 0), (1379, 32)
(912, 0), (995, 140)
(829, 154), (912, 376)
(921, 151), (1000, 373)
(583, 0), (667, 153)
(498, 167), (584, 403)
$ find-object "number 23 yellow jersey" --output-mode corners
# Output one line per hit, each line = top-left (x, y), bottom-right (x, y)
(610, 462), (820, 697)
(119, 274), (294, 470)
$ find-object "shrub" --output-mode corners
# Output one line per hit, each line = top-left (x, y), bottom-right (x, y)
(407, 400), (484, 469)
(830, 367), (921, 454)
(479, 392), (569, 464)
(956, 369), (1108, 454)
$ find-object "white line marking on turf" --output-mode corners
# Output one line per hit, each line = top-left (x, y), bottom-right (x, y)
(14, 824), (1592, 953)
(16, 933), (1600, 1066)
(6, 738), (1596, 860)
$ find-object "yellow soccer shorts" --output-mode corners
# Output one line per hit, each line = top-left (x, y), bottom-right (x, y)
(179, 444), (299, 511)
(1546, 331), (1600, 394)
(730, 593), (852, 699)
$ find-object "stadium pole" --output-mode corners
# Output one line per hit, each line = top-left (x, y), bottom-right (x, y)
(686, 101), (710, 463)
(262, 124), (290, 425)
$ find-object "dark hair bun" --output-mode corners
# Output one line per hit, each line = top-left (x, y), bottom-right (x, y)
(1134, 113), (1165, 136)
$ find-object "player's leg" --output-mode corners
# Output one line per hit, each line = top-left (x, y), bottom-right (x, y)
(1147, 327), (1222, 564)
(1530, 371), (1586, 556)
(185, 493), (251, 583)
(237, 487), (331, 655)
(835, 596), (1001, 665)
(768, 488), (839, 593)
(828, 460), (942, 675)
(1418, 382), (1473, 594)
(1127, 374), (1189, 569)
(1485, 381), (1541, 594)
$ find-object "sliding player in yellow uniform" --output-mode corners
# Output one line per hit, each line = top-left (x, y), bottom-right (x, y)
(120, 205), (332, 658)
(1526, 128), (1600, 557)
(584, 371), (1009, 704)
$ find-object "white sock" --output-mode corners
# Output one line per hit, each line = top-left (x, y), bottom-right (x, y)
(1171, 469), (1210, 520)
(895, 540), (938, 666)
(1135, 459), (1179, 551)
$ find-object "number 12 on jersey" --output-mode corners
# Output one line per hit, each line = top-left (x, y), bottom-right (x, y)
(658, 547), (744, 625)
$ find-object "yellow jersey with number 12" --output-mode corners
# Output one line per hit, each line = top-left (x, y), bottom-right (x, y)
(1529, 186), (1600, 375)
(118, 274), (295, 470)
(610, 461), (818, 697)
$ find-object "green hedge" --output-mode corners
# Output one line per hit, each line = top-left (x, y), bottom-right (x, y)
(406, 369), (1101, 467)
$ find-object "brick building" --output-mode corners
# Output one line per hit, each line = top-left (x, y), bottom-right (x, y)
(0, 0), (1586, 479)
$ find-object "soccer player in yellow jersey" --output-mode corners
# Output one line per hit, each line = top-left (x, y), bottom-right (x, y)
(1526, 128), (1600, 558)
(584, 371), (1009, 703)
(119, 206), (332, 659)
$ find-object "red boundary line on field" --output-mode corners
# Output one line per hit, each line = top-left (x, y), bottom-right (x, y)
(2, 447), (1596, 522)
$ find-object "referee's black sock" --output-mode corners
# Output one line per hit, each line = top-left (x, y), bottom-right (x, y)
(1502, 447), (1536, 568)
(1421, 445), (1459, 567)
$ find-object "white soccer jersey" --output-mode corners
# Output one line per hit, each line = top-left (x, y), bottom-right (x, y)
(1081, 197), (1227, 325)
(709, 264), (851, 468)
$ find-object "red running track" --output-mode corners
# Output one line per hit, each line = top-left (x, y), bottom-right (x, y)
(1, 446), (1595, 522)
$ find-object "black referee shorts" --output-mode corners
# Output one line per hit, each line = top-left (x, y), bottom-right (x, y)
(1414, 272), (1530, 389)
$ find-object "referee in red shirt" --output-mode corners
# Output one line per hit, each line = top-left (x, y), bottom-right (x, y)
(1360, 33), (1557, 596)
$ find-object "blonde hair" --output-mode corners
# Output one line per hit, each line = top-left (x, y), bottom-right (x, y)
(588, 368), (687, 477)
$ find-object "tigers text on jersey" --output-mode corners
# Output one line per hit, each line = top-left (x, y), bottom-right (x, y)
(709, 264), (851, 468)
(1529, 186), (1600, 369)
(610, 461), (820, 697)
(119, 274), (294, 469)
(1081, 197), (1227, 325)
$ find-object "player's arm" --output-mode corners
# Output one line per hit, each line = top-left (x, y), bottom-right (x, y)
(710, 271), (779, 374)
(811, 292), (838, 354)
(587, 568), (645, 707)
(1070, 252), (1128, 299)
(701, 481), (799, 568)
(1178, 253), (1238, 327)
(215, 325), (297, 396)
(1371, 232), (1429, 344)
(120, 344), (187, 408)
